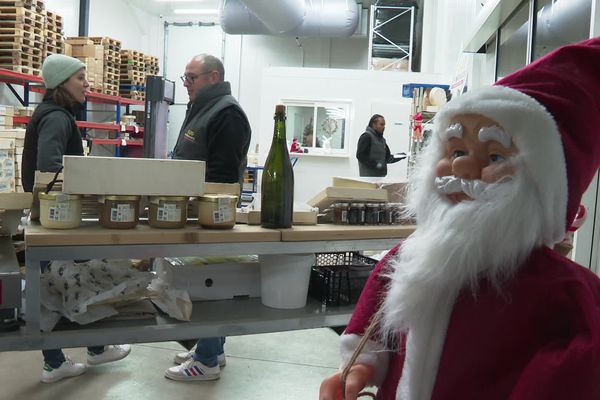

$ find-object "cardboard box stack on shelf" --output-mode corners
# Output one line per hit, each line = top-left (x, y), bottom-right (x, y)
(0, 0), (46, 75)
(90, 36), (121, 96)
(120, 49), (146, 101)
(0, 104), (14, 128)
(65, 37), (104, 93)
(43, 9), (63, 59)
(0, 126), (26, 193)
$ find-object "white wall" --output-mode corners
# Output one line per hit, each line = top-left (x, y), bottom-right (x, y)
(258, 67), (450, 204)
(89, 0), (161, 57)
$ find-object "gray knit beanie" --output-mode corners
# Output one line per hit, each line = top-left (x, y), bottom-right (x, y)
(42, 54), (86, 89)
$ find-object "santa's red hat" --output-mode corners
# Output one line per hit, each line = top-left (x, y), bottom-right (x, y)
(432, 37), (600, 246)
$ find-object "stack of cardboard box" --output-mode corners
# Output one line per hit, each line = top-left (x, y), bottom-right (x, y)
(0, 125), (25, 193)
(90, 36), (121, 96)
(65, 37), (104, 93)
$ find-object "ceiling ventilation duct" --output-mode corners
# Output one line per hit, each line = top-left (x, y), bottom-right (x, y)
(221, 0), (360, 37)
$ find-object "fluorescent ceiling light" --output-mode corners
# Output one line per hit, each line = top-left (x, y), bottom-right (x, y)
(155, 0), (210, 2)
(173, 8), (219, 15)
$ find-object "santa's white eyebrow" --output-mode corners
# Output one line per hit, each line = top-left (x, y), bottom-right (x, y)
(479, 126), (511, 148)
(440, 123), (463, 141)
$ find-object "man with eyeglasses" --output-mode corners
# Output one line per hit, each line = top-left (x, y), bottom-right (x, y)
(166, 54), (251, 382)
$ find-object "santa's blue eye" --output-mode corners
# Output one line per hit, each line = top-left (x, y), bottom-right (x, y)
(489, 154), (505, 163)
(452, 150), (467, 159)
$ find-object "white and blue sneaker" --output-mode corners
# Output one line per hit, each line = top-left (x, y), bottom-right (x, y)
(165, 358), (221, 381)
(173, 350), (226, 367)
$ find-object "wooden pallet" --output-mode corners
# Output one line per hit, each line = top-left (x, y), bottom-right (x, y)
(0, 0), (44, 13)
(0, 63), (39, 75)
(0, 41), (42, 55)
(0, 33), (35, 46)
(120, 78), (145, 86)
(0, 48), (41, 61)
(119, 90), (145, 101)
(104, 89), (119, 96)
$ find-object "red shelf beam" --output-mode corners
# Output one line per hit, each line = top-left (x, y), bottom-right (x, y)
(91, 138), (144, 147)
(13, 116), (143, 133)
(0, 68), (144, 106)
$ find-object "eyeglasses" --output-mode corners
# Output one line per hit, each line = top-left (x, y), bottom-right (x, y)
(180, 70), (213, 84)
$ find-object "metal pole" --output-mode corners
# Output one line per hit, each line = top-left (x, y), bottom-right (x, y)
(78, 0), (89, 36)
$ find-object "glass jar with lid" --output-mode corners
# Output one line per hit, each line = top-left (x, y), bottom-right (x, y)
(38, 192), (82, 229)
(148, 196), (189, 228)
(348, 202), (365, 225)
(333, 202), (349, 224)
(99, 195), (141, 229)
(197, 194), (238, 229)
(365, 203), (382, 225)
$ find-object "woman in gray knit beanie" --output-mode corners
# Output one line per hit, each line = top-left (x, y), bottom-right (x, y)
(22, 54), (132, 383)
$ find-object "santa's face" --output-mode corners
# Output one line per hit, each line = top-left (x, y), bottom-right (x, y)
(435, 114), (518, 203)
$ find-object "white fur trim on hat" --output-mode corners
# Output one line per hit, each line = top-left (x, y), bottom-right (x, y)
(432, 85), (567, 246)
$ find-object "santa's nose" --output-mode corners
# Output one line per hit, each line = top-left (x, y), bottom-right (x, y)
(452, 155), (484, 180)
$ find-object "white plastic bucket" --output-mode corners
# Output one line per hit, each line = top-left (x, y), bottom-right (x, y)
(259, 253), (315, 309)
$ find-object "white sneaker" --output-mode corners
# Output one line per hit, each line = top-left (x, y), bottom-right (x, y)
(87, 345), (131, 365)
(165, 358), (220, 381)
(41, 357), (87, 383)
(173, 350), (226, 367)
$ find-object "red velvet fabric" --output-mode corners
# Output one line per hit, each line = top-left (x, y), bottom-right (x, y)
(345, 246), (600, 399)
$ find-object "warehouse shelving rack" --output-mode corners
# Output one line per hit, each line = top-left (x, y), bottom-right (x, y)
(0, 67), (144, 154)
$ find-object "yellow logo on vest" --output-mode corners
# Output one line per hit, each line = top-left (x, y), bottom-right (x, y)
(184, 129), (195, 142)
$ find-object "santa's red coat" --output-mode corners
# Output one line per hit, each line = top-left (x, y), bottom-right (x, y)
(344, 244), (600, 399)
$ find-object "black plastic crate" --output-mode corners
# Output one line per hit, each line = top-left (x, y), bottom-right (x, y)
(308, 252), (378, 307)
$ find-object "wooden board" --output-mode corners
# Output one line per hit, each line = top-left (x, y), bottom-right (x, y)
(280, 224), (415, 242)
(25, 222), (281, 247)
(332, 176), (379, 189)
(307, 186), (389, 211)
(63, 156), (206, 196)
(0, 191), (31, 209)
(236, 209), (318, 225)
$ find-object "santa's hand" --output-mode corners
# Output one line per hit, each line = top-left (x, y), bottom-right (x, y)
(319, 364), (374, 400)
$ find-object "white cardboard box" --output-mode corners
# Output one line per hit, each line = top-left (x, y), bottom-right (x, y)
(157, 258), (261, 301)
(63, 156), (206, 196)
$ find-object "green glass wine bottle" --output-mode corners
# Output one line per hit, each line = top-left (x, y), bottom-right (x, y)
(261, 104), (294, 228)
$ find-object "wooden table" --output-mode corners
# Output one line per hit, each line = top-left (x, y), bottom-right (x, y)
(0, 223), (414, 352)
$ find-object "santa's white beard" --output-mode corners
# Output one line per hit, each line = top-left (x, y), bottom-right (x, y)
(380, 162), (545, 342)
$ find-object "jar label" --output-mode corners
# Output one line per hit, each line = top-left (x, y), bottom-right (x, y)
(341, 210), (347, 223)
(110, 204), (135, 222)
(48, 203), (75, 221)
(212, 206), (233, 223)
(157, 204), (182, 222)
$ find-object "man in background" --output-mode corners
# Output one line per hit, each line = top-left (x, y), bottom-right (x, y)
(166, 54), (251, 382)
(356, 114), (405, 177)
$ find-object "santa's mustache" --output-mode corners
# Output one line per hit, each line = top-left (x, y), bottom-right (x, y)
(434, 175), (513, 201)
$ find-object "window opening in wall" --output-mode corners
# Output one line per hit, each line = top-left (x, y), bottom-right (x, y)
(283, 100), (351, 156)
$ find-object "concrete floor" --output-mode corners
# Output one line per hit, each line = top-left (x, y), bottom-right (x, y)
(0, 328), (342, 400)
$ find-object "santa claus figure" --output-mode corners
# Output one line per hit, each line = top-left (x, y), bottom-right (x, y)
(320, 37), (600, 400)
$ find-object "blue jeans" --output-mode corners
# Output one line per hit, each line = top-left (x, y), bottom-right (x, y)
(193, 337), (225, 367)
(39, 260), (104, 368)
(43, 346), (105, 368)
